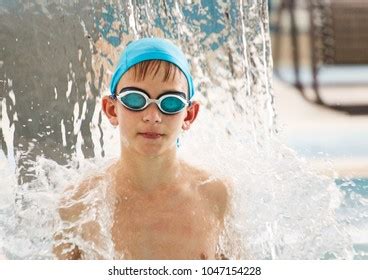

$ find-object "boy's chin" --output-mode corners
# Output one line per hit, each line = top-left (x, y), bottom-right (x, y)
(134, 144), (175, 158)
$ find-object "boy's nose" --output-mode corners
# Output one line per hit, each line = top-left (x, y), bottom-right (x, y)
(142, 103), (162, 123)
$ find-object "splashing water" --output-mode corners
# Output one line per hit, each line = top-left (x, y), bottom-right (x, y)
(0, 0), (365, 259)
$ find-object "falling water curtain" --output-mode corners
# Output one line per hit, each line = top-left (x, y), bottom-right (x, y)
(0, 0), (273, 185)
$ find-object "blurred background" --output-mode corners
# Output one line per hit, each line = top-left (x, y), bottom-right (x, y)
(268, 0), (368, 178)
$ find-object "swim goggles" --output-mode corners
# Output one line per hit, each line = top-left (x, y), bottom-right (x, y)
(115, 87), (190, 115)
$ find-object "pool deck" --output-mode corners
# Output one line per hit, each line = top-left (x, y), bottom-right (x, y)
(273, 74), (368, 178)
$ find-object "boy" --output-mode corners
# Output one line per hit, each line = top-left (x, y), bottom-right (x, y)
(53, 37), (230, 260)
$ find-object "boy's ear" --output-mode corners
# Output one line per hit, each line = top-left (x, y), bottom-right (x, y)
(102, 96), (119, 126)
(182, 101), (200, 130)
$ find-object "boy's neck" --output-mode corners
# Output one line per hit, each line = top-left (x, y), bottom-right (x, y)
(114, 148), (182, 192)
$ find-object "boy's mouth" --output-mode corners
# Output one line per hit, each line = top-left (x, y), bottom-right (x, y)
(138, 132), (164, 139)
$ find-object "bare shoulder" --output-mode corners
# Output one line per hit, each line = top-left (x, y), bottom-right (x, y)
(58, 174), (106, 221)
(182, 162), (232, 222)
(58, 160), (118, 220)
(54, 171), (109, 259)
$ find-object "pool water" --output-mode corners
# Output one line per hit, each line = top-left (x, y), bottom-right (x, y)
(335, 178), (368, 260)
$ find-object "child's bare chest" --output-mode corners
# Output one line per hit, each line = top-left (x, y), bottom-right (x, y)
(111, 190), (220, 259)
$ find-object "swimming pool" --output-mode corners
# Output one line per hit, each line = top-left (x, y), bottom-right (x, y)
(335, 178), (368, 259)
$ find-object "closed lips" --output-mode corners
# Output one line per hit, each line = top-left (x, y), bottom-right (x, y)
(138, 132), (164, 138)
(138, 132), (164, 135)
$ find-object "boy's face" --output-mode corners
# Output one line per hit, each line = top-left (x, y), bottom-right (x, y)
(104, 65), (198, 157)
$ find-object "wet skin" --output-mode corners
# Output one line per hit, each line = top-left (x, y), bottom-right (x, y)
(108, 161), (228, 259)
(53, 63), (230, 259)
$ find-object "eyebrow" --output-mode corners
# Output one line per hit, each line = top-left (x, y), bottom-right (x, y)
(119, 86), (186, 99)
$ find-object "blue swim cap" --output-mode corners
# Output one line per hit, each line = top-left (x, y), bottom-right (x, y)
(110, 37), (195, 100)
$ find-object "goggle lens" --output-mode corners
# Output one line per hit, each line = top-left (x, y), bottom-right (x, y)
(120, 93), (146, 110)
(160, 96), (186, 113)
